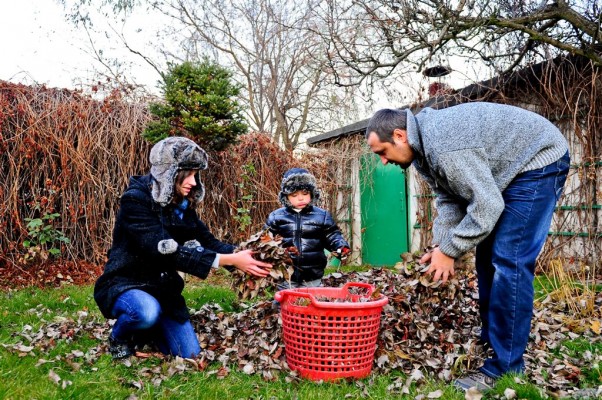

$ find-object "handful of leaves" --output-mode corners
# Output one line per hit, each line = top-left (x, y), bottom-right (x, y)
(231, 229), (295, 300)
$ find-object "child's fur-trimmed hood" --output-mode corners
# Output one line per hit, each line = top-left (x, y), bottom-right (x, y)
(279, 168), (321, 208)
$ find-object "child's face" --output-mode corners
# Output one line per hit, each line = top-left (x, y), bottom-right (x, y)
(287, 190), (311, 209)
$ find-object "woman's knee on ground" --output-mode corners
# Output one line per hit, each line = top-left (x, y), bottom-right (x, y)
(113, 289), (162, 329)
(134, 304), (161, 329)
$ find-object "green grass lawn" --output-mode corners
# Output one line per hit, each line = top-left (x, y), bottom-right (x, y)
(0, 269), (598, 399)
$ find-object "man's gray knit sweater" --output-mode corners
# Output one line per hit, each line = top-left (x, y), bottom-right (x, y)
(405, 102), (568, 259)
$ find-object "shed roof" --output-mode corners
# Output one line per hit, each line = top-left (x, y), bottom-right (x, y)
(307, 55), (580, 146)
(306, 79), (500, 145)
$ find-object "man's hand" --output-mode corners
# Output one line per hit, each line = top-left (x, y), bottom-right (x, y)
(220, 250), (272, 277)
(420, 247), (455, 283)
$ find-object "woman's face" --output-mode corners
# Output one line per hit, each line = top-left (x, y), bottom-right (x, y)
(176, 170), (197, 198)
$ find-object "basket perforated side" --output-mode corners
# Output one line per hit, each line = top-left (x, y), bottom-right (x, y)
(278, 285), (387, 381)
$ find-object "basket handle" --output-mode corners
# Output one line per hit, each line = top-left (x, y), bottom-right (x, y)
(274, 290), (313, 303)
(273, 282), (376, 305)
(340, 282), (374, 297)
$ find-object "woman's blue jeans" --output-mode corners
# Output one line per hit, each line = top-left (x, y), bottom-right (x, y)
(110, 289), (201, 358)
(477, 152), (569, 378)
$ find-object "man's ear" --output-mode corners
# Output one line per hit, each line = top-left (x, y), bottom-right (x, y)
(392, 129), (408, 143)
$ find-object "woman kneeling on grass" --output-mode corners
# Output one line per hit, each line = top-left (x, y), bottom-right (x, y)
(94, 137), (272, 359)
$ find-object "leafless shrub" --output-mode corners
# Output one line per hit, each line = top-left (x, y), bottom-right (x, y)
(0, 82), (151, 276)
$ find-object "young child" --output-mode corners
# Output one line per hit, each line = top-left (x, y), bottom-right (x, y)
(266, 168), (350, 291)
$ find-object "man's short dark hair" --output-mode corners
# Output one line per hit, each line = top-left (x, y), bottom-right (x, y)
(365, 108), (407, 143)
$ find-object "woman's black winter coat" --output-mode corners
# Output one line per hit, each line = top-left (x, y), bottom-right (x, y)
(265, 205), (349, 282)
(94, 174), (234, 322)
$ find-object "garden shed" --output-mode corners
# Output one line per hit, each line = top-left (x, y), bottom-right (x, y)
(308, 127), (411, 267)
(309, 55), (601, 271)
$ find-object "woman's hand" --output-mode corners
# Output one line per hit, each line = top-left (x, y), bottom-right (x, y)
(219, 250), (272, 277)
(420, 247), (455, 283)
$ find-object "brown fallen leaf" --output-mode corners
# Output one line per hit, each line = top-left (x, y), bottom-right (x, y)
(48, 369), (61, 385)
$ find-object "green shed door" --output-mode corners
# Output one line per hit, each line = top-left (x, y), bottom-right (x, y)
(360, 154), (409, 266)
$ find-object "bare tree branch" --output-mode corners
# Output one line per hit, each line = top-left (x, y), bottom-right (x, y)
(316, 0), (602, 86)
(152, 0), (353, 150)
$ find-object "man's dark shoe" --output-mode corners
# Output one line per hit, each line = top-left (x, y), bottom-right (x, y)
(109, 336), (133, 359)
(454, 372), (496, 392)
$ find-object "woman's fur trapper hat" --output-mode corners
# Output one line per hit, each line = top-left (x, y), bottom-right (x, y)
(279, 168), (321, 208)
(149, 137), (208, 207)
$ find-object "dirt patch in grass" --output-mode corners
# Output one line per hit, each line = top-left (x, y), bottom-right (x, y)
(0, 257), (250, 291)
(0, 259), (103, 290)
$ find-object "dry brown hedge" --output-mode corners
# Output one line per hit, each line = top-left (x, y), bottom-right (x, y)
(0, 81), (334, 285)
(0, 82), (152, 279)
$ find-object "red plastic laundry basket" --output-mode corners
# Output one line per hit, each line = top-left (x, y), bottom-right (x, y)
(274, 282), (388, 381)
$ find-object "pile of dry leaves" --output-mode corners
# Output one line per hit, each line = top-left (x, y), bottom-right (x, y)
(187, 252), (601, 398)
(189, 255), (484, 385)
(3, 252), (600, 398)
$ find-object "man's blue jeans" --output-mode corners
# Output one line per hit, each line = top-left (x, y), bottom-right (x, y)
(110, 289), (201, 358)
(476, 152), (569, 378)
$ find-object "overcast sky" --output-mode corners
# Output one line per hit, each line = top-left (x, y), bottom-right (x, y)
(0, 1), (161, 92)
(0, 1), (482, 115)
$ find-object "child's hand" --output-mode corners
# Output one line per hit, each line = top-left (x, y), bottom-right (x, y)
(336, 247), (351, 263)
(285, 246), (299, 256)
